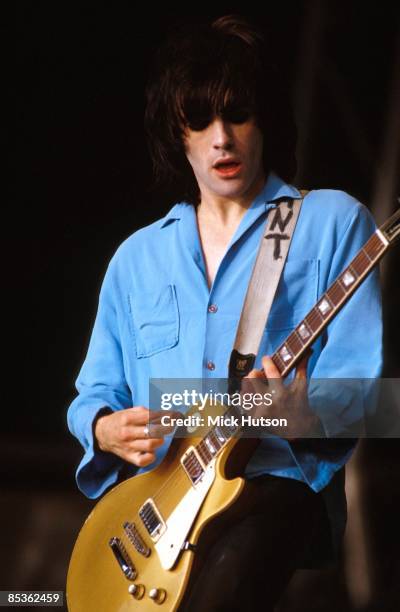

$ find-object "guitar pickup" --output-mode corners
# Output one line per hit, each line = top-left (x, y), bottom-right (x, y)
(109, 537), (137, 580)
(123, 521), (151, 557)
(181, 447), (205, 485)
(138, 499), (166, 542)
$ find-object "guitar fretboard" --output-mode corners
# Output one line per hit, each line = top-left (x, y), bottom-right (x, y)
(271, 231), (387, 376)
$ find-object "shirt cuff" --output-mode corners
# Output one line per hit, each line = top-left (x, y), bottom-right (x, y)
(75, 406), (123, 499)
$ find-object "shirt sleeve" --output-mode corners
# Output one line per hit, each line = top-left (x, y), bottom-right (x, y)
(67, 256), (135, 499)
(289, 200), (383, 490)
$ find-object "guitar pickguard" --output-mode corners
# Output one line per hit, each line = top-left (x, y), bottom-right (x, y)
(154, 458), (216, 570)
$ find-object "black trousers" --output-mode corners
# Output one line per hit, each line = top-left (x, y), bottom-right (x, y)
(180, 474), (333, 612)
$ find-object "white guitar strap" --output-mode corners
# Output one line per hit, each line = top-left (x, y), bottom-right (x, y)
(228, 195), (304, 388)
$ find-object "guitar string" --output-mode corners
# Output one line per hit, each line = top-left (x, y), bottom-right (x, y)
(151, 460), (191, 506)
(151, 432), (228, 506)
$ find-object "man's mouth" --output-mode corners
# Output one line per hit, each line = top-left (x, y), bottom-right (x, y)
(213, 160), (242, 177)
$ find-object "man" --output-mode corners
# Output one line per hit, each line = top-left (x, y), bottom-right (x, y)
(67, 15), (382, 611)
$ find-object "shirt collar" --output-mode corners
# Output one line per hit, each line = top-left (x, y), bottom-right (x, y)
(261, 172), (301, 204)
(158, 203), (184, 228)
(158, 172), (301, 229)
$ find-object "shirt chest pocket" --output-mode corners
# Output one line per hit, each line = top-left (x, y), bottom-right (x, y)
(260, 258), (319, 356)
(265, 259), (320, 331)
(128, 284), (180, 358)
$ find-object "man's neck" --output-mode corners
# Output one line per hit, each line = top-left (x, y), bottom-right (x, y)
(197, 173), (266, 228)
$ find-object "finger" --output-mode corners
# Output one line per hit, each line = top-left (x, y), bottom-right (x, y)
(295, 349), (313, 380)
(261, 356), (283, 392)
(131, 438), (165, 452)
(124, 407), (178, 430)
(127, 424), (169, 440)
(148, 409), (176, 423)
(246, 368), (266, 379)
(148, 410), (182, 424)
(147, 411), (182, 437)
(242, 368), (266, 394)
(124, 406), (153, 425)
(262, 355), (281, 378)
(129, 451), (157, 468)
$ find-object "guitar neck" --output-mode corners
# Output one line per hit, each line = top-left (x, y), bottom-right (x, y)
(272, 229), (390, 377)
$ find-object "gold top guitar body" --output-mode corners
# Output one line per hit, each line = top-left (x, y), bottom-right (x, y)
(67, 402), (258, 611)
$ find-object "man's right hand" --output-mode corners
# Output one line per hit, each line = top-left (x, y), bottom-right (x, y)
(94, 406), (177, 468)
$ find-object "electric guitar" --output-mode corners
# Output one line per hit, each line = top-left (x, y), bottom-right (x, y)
(67, 207), (399, 611)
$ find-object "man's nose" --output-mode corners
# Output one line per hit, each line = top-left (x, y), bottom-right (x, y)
(211, 117), (233, 150)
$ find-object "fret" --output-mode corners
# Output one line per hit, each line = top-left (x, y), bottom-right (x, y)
(366, 234), (386, 259)
(214, 426), (227, 444)
(272, 352), (285, 373)
(286, 331), (303, 355)
(203, 439), (214, 462)
(208, 430), (222, 452)
(362, 247), (373, 262)
(303, 311), (317, 333)
(204, 435), (218, 457)
(219, 415), (239, 438)
(313, 305), (324, 322)
(351, 250), (370, 276)
(326, 280), (346, 304)
(293, 327), (305, 345)
(306, 307), (324, 329)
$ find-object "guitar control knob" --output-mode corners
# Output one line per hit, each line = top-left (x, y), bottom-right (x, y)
(148, 588), (167, 604)
(128, 584), (145, 600)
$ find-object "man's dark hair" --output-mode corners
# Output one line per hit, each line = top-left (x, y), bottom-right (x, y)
(145, 15), (297, 205)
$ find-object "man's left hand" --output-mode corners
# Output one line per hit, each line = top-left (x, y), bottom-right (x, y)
(242, 352), (320, 439)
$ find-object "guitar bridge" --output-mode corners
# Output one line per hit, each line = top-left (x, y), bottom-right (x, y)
(108, 537), (137, 580)
(138, 499), (166, 542)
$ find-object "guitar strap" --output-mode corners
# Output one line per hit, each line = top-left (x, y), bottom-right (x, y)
(228, 192), (307, 390)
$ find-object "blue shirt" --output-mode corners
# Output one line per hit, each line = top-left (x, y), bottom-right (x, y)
(67, 173), (382, 503)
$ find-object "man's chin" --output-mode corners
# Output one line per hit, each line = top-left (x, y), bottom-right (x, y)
(209, 178), (248, 199)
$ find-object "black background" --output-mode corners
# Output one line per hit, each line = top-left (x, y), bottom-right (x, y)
(7, 3), (400, 608)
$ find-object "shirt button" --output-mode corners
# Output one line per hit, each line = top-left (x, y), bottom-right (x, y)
(206, 361), (215, 371)
(208, 304), (218, 313)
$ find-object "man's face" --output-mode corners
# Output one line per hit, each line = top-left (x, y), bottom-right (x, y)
(183, 115), (265, 202)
